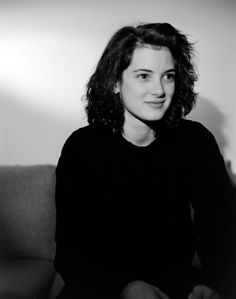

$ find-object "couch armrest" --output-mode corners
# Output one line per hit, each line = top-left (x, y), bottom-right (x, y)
(0, 258), (55, 299)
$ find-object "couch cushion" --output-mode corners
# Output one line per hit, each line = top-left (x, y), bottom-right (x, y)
(0, 165), (56, 260)
(0, 259), (55, 299)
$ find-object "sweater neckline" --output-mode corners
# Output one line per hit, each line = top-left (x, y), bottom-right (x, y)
(118, 132), (159, 151)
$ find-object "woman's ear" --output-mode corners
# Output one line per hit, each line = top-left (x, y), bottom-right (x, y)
(114, 82), (120, 94)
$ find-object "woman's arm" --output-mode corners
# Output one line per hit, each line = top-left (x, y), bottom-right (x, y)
(189, 123), (236, 299)
(54, 129), (94, 283)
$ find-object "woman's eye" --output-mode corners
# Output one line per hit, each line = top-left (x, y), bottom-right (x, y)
(163, 73), (175, 82)
(137, 73), (150, 80)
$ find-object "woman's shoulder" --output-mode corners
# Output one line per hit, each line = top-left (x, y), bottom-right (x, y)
(179, 118), (211, 134)
(178, 119), (217, 143)
(177, 119), (222, 158)
(61, 124), (112, 154)
(69, 124), (100, 139)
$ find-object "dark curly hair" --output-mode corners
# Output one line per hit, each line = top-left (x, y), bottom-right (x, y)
(85, 22), (198, 133)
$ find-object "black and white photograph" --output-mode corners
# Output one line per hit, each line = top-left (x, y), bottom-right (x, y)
(0, 0), (236, 298)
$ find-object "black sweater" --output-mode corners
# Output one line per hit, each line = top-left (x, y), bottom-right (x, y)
(55, 119), (235, 298)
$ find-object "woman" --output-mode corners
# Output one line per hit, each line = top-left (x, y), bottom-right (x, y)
(55, 23), (235, 299)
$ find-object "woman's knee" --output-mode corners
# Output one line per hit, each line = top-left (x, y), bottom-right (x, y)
(121, 280), (161, 299)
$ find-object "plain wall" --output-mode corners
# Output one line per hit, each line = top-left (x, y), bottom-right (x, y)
(0, 0), (236, 172)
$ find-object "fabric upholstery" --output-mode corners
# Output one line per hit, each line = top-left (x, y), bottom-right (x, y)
(0, 165), (63, 298)
(0, 165), (56, 260)
(0, 259), (55, 299)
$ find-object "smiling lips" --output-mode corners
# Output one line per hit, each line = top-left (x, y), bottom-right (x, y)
(145, 100), (165, 107)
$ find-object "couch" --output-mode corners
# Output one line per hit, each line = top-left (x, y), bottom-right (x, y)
(0, 163), (235, 299)
(0, 165), (63, 299)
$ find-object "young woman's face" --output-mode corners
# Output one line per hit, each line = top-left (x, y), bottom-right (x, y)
(115, 46), (175, 127)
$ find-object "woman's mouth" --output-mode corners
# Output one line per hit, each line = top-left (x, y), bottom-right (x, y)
(145, 100), (165, 108)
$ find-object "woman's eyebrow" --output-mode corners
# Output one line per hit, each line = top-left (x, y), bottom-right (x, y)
(165, 68), (176, 73)
(133, 68), (176, 73)
(133, 69), (153, 73)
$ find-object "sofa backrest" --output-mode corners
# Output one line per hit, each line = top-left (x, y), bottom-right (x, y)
(0, 165), (56, 261)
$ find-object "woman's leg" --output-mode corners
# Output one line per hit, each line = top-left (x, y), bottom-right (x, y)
(121, 280), (170, 299)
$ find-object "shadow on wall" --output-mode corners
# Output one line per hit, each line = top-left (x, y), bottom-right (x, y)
(188, 95), (228, 156)
(0, 91), (86, 165)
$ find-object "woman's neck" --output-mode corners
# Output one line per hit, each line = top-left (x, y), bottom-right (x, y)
(122, 120), (156, 147)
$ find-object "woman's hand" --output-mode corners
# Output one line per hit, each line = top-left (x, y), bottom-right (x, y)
(188, 285), (222, 299)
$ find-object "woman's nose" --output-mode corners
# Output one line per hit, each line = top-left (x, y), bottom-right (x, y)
(150, 79), (165, 97)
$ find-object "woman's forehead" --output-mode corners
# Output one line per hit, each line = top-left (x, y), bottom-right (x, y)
(128, 46), (175, 70)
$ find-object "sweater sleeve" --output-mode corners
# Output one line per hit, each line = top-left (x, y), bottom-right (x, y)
(54, 129), (95, 283)
(189, 123), (236, 299)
